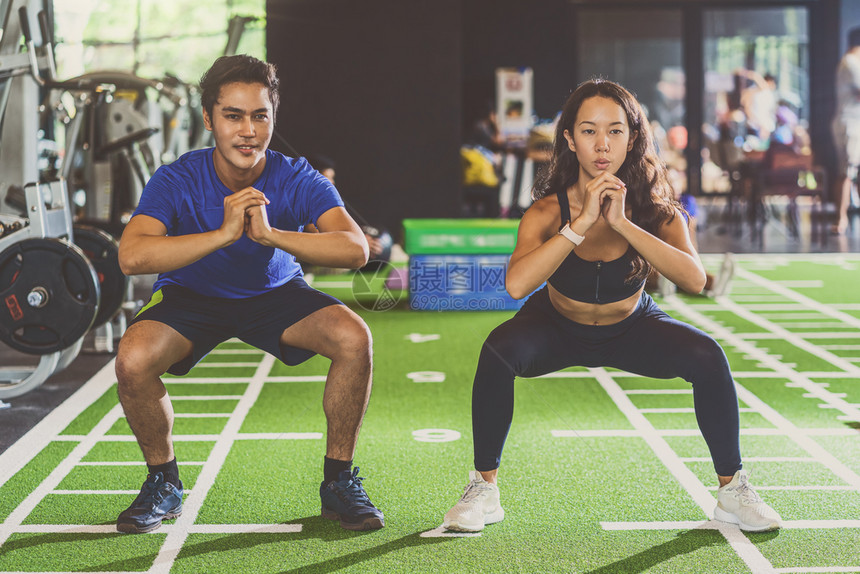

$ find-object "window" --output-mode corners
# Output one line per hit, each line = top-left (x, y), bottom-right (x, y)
(53, 0), (266, 83)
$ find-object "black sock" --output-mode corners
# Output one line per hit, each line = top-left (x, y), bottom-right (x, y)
(147, 458), (182, 489)
(324, 456), (352, 485)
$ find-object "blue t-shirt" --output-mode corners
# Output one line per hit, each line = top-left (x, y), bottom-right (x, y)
(133, 148), (344, 298)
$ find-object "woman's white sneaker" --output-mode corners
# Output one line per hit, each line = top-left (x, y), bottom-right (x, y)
(714, 469), (781, 532)
(442, 471), (505, 532)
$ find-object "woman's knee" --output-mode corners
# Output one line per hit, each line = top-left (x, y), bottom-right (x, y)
(682, 334), (731, 378)
(480, 324), (536, 376)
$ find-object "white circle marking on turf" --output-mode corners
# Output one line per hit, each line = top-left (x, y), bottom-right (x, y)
(405, 333), (441, 343)
(407, 371), (446, 383)
(412, 428), (461, 443)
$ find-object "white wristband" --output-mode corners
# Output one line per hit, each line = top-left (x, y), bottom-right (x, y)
(558, 223), (584, 246)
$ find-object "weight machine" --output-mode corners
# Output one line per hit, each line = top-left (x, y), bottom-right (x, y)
(0, 0), (126, 399)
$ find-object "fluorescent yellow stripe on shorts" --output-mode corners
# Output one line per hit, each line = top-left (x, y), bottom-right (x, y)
(135, 288), (164, 318)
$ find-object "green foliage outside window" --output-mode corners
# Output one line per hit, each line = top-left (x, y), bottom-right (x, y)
(54, 0), (265, 85)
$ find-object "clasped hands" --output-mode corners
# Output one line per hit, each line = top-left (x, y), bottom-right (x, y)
(577, 172), (628, 232)
(221, 186), (273, 246)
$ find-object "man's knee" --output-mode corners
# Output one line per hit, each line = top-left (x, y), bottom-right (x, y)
(115, 341), (160, 391)
(329, 313), (372, 360)
(115, 325), (188, 389)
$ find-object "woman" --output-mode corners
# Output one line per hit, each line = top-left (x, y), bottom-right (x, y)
(442, 79), (780, 533)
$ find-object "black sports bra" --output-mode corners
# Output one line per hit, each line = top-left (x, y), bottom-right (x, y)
(546, 190), (645, 304)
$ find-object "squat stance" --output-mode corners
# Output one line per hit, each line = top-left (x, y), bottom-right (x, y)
(115, 55), (383, 533)
(443, 79), (781, 534)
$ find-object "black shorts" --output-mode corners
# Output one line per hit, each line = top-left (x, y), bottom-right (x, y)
(130, 276), (342, 376)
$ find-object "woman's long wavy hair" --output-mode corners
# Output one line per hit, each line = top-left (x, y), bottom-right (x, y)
(533, 79), (679, 282)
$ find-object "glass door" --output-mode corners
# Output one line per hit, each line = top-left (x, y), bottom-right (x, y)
(700, 6), (810, 194)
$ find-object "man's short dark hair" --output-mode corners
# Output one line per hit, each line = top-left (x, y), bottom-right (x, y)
(200, 55), (280, 122)
(849, 27), (860, 49)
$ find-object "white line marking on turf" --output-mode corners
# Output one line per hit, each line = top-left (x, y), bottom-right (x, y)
(600, 519), (860, 530)
(55, 433), (325, 442)
(737, 384), (860, 482)
(731, 296), (790, 303)
(771, 323), (850, 330)
(552, 428), (860, 438)
(405, 333), (441, 343)
(265, 376), (327, 383)
(720, 304), (806, 311)
(590, 369), (717, 515)
(775, 568), (860, 573)
(772, 280), (825, 288)
(51, 490), (176, 495)
(756, 313), (831, 320)
(715, 521), (779, 574)
(171, 413), (232, 418)
(667, 298), (860, 492)
(192, 362), (262, 368)
(0, 359), (118, 489)
(0, 571), (132, 574)
(13, 523), (303, 534)
(169, 375), (328, 383)
(716, 304), (860, 375)
(407, 371), (446, 383)
(0, 402), (124, 548)
(165, 378), (251, 383)
(679, 457), (815, 463)
(77, 461), (204, 466)
(704, 485), (856, 492)
(594, 367), (779, 573)
(740, 332), (860, 339)
(624, 389), (692, 395)
(420, 526), (482, 538)
(187, 523), (303, 534)
(535, 371), (603, 378)
(57, 435), (226, 442)
(552, 430), (641, 438)
(149, 354), (277, 573)
(234, 433), (323, 440)
(170, 396), (243, 401)
(736, 267), (860, 331)
(207, 349), (265, 355)
(638, 407), (756, 414)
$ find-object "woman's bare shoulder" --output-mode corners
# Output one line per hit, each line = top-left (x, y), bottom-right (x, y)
(526, 193), (561, 220)
(519, 193), (562, 239)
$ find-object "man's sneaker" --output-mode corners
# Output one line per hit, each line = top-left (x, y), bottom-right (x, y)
(320, 467), (384, 531)
(116, 473), (183, 533)
(707, 253), (736, 297)
(442, 471), (505, 532)
(714, 469), (781, 532)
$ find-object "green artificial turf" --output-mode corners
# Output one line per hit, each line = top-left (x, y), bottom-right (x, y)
(2, 255), (859, 573)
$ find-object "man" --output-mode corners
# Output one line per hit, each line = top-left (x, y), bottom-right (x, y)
(114, 55), (383, 533)
(832, 27), (860, 234)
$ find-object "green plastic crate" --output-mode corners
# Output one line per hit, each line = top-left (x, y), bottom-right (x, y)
(402, 218), (519, 255)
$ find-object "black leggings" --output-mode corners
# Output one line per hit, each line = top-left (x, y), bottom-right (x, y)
(472, 288), (742, 476)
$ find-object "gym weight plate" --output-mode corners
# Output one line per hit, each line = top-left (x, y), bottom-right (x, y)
(0, 238), (100, 354)
(73, 225), (128, 327)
